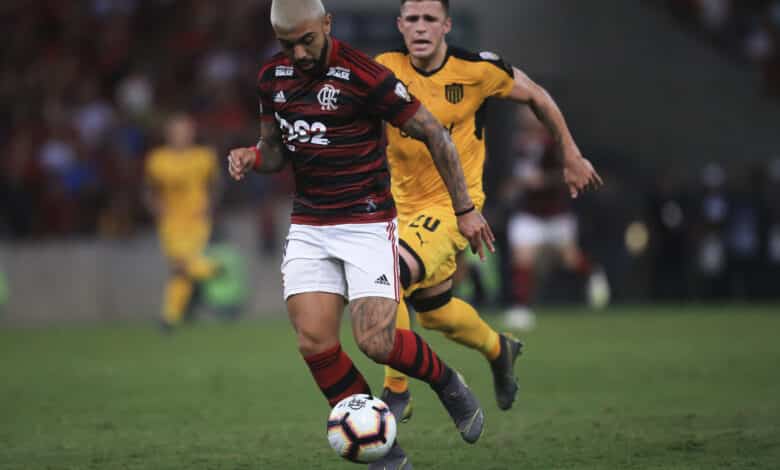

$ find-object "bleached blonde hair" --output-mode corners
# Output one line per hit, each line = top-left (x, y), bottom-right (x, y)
(270, 0), (326, 31)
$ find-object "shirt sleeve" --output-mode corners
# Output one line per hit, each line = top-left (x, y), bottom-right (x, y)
(478, 51), (515, 98)
(368, 68), (421, 128)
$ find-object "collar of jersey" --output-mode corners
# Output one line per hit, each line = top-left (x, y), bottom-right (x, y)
(409, 46), (451, 77)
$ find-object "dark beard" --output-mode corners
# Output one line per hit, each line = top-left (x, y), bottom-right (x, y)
(299, 36), (330, 76)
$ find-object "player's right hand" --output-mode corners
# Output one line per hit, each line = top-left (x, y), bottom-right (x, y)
(457, 209), (496, 262)
(563, 156), (603, 198)
(227, 147), (256, 181)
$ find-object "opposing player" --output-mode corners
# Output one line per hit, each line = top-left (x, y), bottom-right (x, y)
(504, 107), (610, 329)
(376, 0), (602, 419)
(144, 113), (222, 331)
(227, 1), (494, 468)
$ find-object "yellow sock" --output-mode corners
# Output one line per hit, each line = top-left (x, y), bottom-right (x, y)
(185, 255), (219, 281)
(384, 299), (411, 393)
(416, 297), (501, 361)
(162, 275), (194, 325)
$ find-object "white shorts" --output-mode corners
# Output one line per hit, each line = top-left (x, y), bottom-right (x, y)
(508, 212), (578, 248)
(281, 220), (400, 302)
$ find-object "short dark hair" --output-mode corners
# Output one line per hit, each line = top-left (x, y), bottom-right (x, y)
(400, 0), (449, 14)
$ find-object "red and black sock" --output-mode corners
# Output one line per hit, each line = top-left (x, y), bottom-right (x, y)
(386, 328), (453, 392)
(512, 264), (534, 305)
(304, 344), (371, 407)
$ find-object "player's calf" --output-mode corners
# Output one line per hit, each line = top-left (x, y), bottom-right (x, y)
(304, 343), (372, 407)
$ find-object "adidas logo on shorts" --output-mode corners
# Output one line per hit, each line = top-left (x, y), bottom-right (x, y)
(374, 274), (391, 286)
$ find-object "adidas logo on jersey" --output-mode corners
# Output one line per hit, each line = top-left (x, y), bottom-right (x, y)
(374, 274), (391, 286)
(274, 91), (287, 103)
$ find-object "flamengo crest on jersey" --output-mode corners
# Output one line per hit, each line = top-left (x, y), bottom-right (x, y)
(317, 84), (340, 111)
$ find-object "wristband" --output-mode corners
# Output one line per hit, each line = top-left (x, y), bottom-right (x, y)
(455, 205), (475, 217)
(252, 145), (263, 170)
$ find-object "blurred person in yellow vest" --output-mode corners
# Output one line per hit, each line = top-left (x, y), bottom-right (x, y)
(144, 113), (221, 331)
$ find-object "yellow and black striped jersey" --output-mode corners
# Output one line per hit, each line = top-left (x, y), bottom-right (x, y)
(376, 47), (515, 218)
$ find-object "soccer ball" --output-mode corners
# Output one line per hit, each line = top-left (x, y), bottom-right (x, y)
(327, 394), (397, 463)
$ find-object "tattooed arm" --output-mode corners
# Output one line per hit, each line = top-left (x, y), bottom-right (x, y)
(399, 105), (473, 213)
(227, 120), (287, 180)
(398, 105), (495, 260)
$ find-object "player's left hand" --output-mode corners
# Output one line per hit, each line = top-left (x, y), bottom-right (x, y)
(563, 155), (603, 198)
(457, 209), (496, 262)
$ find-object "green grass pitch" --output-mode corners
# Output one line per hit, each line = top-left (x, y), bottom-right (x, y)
(1, 306), (779, 469)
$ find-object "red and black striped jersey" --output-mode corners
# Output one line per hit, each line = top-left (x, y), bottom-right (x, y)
(257, 38), (421, 225)
(514, 138), (569, 217)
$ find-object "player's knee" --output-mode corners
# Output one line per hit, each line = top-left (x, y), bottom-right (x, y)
(513, 246), (537, 268)
(296, 330), (336, 357)
(356, 333), (394, 364)
(169, 260), (188, 277)
(411, 290), (453, 332)
(351, 298), (397, 363)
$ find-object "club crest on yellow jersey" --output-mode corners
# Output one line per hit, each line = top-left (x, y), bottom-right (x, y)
(444, 83), (464, 104)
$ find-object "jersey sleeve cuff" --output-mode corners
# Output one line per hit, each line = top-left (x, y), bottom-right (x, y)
(388, 100), (421, 129)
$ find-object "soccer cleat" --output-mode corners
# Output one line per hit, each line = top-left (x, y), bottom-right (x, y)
(158, 318), (176, 335)
(368, 442), (412, 470)
(434, 371), (484, 444)
(380, 388), (413, 423)
(490, 333), (524, 410)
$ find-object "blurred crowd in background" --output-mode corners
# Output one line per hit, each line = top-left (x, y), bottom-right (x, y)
(662, 0), (780, 96)
(1, 1), (779, 304)
(0, 0), (281, 242)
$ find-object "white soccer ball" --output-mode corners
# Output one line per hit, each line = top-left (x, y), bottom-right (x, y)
(327, 394), (397, 463)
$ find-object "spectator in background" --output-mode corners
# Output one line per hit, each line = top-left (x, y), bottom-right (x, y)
(0, 0), (276, 240)
(761, 158), (780, 296)
(502, 107), (609, 329)
(690, 163), (730, 299)
(0, 126), (41, 238)
(725, 163), (764, 298)
(646, 167), (690, 300)
(664, 0), (780, 96)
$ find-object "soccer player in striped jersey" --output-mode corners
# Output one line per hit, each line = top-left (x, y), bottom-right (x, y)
(227, 1), (496, 468)
(376, 0), (603, 425)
